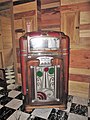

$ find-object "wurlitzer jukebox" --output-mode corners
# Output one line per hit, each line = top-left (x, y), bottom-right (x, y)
(19, 31), (70, 112)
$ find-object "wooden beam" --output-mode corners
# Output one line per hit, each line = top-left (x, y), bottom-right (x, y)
(61, 2), (90, 12)
(13, 1), (36, 14)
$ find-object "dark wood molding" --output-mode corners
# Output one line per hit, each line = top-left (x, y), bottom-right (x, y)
(13, 0), (35, 6)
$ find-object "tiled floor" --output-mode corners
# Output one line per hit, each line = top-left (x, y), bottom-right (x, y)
(0, 65), (90, 120)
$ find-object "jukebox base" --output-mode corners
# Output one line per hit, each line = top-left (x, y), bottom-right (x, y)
(25, 104), (67, 112)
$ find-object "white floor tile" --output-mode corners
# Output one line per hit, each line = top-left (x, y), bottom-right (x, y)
(68, 113), (88, 120)
(32, 108), (52, 119)
(7, 110), (30, 120)
(5, 99), (22, 110)
(72, 96), (88, 106)
(8, 90), (21, 98)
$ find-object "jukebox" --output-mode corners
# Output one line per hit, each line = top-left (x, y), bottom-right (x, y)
(19, 31), (70, 112)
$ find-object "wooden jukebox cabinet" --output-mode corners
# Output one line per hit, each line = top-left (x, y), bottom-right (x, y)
(19, 31), (70, 111)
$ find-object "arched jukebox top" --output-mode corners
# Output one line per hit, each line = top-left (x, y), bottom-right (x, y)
(20, 31), (69, 58)
(19, 31), (70, 109)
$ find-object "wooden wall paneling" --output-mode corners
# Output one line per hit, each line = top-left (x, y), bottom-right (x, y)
(22, 15), (37, 32)
(61, 0), (90, 5)
(69, 74), (90, 83)
(0, 52), (3, 68)
(41, 1), (60, 9)
(69, 68), (90, 76)
(41, 7), (61, 31)
(79, 11), (90, 48)
(61, 2), (90, 14)
(0, 33), (3, 50)
(14, 0), (41, 31)
(41, 0), (61, 31)
(61, 1), (90, 98)
(80, 11), (90, 24)
(1, 16), (12, 49)
(0, 15), (14, 67)
(0, 51), (4, 68)
(3, 49), (13, 67)
(80, 30), (90, 37)
(69, 81), (89, 98)
(15, 32), (23, 48)
(13, 0), (41, 84)
(14, 19), (23, 30)
(70, 49), (90, 69)
(61, 11), (80, 47)
(13, 1), (37, 14)
(0, 18), (3, 50)
(79, 37), (90, 48)
(41, 0), (60, 5)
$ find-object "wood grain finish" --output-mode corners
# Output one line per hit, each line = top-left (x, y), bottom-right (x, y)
(0, 51), (4, 68)
(61, 0), (90, 5)
(70, 50), (90, 69)
(0, 14), (14, 67)
(69, 68), (90, 76)
(80, 24), (90, 30)
(13, 2), (36, 14)
(69, 81), (89, 98)
(14, 10), (35, 20)
(80, 11), (90, 24)
(41, 7), (60, 30)
(61, 2), (90, 12)
(69, 74), (90, 83)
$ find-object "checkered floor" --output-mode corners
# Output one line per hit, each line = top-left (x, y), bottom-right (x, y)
(0, 65), (90, 120)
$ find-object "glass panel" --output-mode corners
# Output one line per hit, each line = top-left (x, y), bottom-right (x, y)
(33, 66), (58, 101)
(28, 36), (60, 51)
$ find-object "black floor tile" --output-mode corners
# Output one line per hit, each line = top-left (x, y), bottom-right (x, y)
(0, 106), (15, 120)
(0, 96), (12, 105)
(48, 109), (68, 120)
(70, 103), (88, 116)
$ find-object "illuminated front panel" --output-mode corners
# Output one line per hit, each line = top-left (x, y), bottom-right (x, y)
(31, 65), (60, 102)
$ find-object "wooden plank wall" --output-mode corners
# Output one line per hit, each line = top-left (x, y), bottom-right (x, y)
(13, 0), (41, 84)
(61, 0), (90, 98)
(0, 16), (13, 67)
(41, 1), (61, 31)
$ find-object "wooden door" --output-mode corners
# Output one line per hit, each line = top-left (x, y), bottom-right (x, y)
(61, 11), (80, 48)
